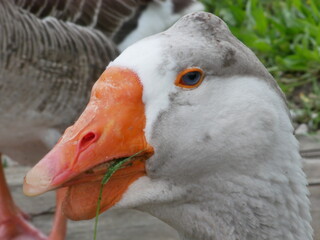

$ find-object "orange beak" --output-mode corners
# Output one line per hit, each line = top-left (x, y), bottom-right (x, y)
(23, 67), (154, 220)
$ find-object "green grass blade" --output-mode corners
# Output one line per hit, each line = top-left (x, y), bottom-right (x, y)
(93, 150), (145, 240)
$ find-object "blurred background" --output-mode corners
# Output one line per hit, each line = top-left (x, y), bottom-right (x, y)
(202, 0), (320, 133)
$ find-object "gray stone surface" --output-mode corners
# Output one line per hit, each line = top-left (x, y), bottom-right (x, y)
(4, 133), (320, 240)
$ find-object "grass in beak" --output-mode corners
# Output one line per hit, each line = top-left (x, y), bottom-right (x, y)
(93, 150), (145, 240)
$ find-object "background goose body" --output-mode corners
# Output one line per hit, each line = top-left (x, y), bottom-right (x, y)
(25, 12), (313, 240)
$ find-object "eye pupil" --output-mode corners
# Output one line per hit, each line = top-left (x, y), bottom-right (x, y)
(181, 71), (201, 86)
(175, 68), (204, 89)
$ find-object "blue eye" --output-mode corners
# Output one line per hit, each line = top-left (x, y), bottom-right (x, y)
(175, 68), (204, 89)
(181, 71), (202, 86)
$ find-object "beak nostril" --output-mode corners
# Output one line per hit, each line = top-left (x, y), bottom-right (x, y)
(79, 132), (98, 151)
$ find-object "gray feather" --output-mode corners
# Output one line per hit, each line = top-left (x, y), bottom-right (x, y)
(0, 0), (119, 163)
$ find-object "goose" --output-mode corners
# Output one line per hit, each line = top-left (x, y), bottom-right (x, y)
(0, 0), (202, 239)
(23, 12), (313, 240)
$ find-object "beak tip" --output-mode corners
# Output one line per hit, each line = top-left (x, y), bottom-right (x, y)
(23, 166), (53, 196)
(23, 181), (39, 196)
(23, 181), (44, 196)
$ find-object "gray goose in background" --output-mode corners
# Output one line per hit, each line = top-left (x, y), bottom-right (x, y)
(0, 0), (203, 239)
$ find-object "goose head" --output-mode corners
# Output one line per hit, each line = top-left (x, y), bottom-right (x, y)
(24, 12), (312, 240)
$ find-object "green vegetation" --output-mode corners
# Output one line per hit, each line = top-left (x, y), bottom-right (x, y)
(93, 150), (145, 240)
(1, 158), (7, 168)
(201, 0), (320, 131)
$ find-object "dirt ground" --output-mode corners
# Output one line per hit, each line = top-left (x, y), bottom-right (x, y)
(5, 134), (320, 240)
